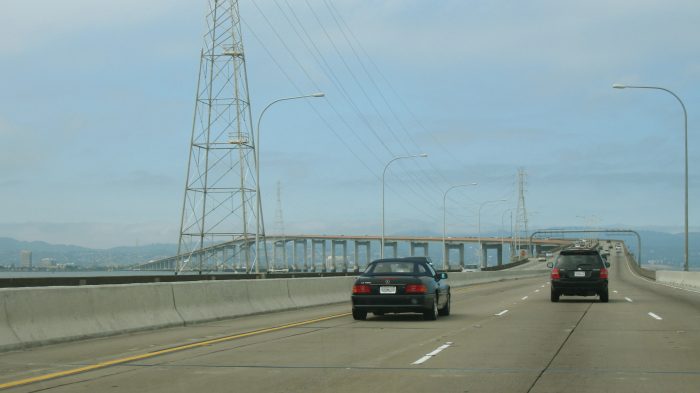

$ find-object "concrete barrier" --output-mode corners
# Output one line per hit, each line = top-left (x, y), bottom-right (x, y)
(0, 270), (548, 352)
(0, 291), (21, 351)
(2, 284), (184, 351)
(287, 276), (355, 308)
(656, 271), (700, 291)
(447, 270), (548, 287)
(172, 280), (253, 323)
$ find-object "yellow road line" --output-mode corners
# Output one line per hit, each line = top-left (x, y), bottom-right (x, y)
(0, 312), (351, 390)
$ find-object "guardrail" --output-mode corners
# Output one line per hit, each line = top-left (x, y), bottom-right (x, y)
(0, 270), (547, 352)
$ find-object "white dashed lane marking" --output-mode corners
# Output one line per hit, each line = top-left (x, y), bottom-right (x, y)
(495, 310), (509, 316)
(521, 296), (529, 300)
(625, 297), (633, 302)
(412, 342), (453, 365)
(648, 312), (663, 320)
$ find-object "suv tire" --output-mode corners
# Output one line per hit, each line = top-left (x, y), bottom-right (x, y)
(550, 288), (560, 302)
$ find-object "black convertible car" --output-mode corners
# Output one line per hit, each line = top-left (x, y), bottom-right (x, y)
(351, 257), (450, 320)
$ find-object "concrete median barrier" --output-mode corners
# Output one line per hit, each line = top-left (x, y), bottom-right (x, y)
(172, 280), (253, 322)
(447, 270), (548, 287)
(287, 276), (355, 308)
(0, 269), (550, 351)
(0, 291), (21, 351)
(245, 279), (296, 314)
(656, 271), (700, 291)
(3, 284), (184, 349)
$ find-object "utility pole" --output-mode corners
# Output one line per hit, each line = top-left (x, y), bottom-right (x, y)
(514, 168), (529, 259)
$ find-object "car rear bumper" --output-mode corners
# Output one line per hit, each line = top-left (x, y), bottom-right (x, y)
(351, 294), (436, 313)
(552, 280), (607, 296)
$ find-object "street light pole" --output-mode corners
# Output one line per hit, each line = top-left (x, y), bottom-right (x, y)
(253, 92), (325, 274)
(442, 183), (478, 270)
(613, 83), (689, 271)
(478, 199), (507, 269)
(501, 208), (514, 262)
(381, 154), (428, 259)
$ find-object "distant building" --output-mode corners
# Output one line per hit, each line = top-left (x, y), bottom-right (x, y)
(40, 258), (56, 268)
(20, 250), (32, 268)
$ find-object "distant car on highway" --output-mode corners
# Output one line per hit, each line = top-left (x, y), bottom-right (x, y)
(351, 257), (450, 321)
(548, 248), (610, 302)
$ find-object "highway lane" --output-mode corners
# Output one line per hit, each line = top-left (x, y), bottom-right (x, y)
(0, 252), (698, 392)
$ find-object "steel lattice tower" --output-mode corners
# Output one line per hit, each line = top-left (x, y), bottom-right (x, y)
(177, 0), (257, 272)
(514, 168), (529, 257)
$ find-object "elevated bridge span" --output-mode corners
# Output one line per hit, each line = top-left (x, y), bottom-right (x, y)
(136, 235), (571, 272)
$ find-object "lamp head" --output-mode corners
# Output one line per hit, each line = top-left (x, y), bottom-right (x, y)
(419, 153), (428, 157)
(612, 83), (626, 89)
(311, 92), (325, 97)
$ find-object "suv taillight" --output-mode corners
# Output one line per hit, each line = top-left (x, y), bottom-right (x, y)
(551, 267), (560, 280)
(352, 284), (371, 294)
(599, 268), (608, 279)
(405, 284), (427, 294)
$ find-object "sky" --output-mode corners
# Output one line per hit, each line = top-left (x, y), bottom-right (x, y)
(0, 0), (699, 249)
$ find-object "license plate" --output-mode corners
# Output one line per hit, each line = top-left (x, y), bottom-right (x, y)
(574, 271), (586, 277)
(379, 286), (396, 294)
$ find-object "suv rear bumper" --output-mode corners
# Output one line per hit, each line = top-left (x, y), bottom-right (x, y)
(551, 280), (607, 296)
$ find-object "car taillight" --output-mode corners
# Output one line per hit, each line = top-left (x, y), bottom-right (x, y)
(405, 284), (427, 294)
(551, 267), (560, 279)
(599, 268), (608, 279)
(352, 284), (371, 294)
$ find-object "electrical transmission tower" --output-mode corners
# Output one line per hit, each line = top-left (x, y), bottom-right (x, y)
(514, 168), (529, 258)
(177, 0), (257, 273)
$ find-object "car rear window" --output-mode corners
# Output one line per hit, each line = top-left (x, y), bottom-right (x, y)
(365, 261), (429, 275)
(556, 253), (603, 269)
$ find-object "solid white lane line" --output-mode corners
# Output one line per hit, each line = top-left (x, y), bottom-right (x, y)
(412, 342), (453, 365)
(495, 310), (509, 316)
(625, 297), (633, 302)
(521, 296), (529, 300)
(648, 312), (663, 320)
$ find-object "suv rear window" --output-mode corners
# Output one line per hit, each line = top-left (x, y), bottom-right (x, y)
(556, 252), (603, 269)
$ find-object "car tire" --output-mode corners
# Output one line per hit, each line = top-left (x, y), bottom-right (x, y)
(424, 297), (438, 321)
(599, 291), (609, 303)
(438, 292), (451, 316)
(352, 309), (367, 320)
(550, 289), (560, 302)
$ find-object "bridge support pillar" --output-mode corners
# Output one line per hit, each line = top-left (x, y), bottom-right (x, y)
(292, 239), (307, 272)
(354, 241), (370, 272)
(383, 241), (398, 258)
(445, 243), (465, 269)
(410, 242), (429, 257)
(311, 239), (326, 272)
(272, 240), (287, 271)
(331, 240), (347, 272)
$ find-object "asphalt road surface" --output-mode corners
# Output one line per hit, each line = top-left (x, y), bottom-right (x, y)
(1, 252), (698, 392)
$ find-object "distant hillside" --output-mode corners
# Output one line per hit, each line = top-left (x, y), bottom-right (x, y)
(0, 238), (177, 267)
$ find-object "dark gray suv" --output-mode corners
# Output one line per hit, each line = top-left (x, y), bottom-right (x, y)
(548, 248), (610, 302)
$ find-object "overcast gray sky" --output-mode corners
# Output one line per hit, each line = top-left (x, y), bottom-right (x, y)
(0, 0), (698, 248)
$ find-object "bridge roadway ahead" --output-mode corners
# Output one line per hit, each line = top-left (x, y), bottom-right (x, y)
(1, 253), (698, 392)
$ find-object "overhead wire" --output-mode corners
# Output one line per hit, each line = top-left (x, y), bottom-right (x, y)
(241, 10), (440, 221)
(249, 0), (442, 220)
